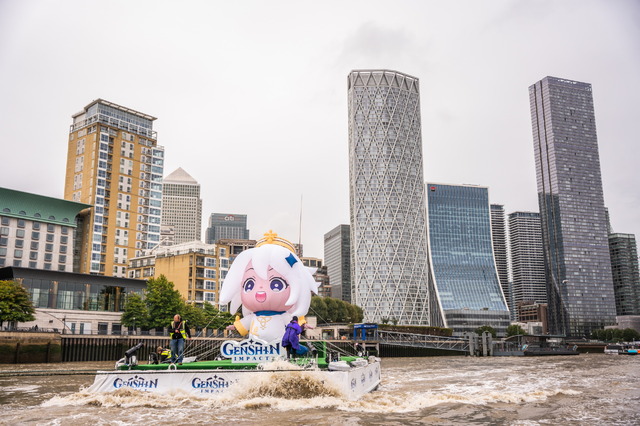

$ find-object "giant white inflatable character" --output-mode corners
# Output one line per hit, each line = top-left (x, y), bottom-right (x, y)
(219, 231), (319, 344)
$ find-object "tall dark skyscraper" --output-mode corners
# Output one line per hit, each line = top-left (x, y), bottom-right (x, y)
(529, 76), (617, 336)
(205, 213), (249, 244)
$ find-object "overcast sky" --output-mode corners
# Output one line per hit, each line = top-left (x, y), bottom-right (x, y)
(0, 0), (638, 259)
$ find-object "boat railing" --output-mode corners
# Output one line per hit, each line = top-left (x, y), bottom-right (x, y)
(377, 330), (469, 352)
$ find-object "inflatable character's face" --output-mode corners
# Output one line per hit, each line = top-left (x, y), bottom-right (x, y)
(240, 261), (291, 312)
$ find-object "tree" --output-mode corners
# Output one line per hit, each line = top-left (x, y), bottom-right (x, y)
(309, 296), (328, 323)
(506, 324), (526, 337)
(145, 275), (185, 329)
(202, 302), (234, 330)
(121, 293), (149, 329)
(622, 328), (640, 342)
(182, 303), (206, 329)
(0, 280), (36, 328)
(474, 325), (497, 338)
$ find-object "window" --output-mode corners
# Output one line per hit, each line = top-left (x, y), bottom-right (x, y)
(47, 224), (55, 233)
(44, 253), (52, 262)
(29, 261), (37, 268)
(0, 227), (8, 236)
(13, 260), (22, 267)
(0, 237), (7, 246)
(60, 246), (67, 254)
(15, 240), (23, 248)
(33, 222), (40, 230)
(16, 229), (25, 238)
(44, 263), (51, 270)
(17, 219), (25, 228)
(59, 255), (67, 263)
(61, 236), (68, 245)
(29, 251), (38, 260)
(0, 247), (6, 256)
(45, 244), (53, 252)
(30, 242), (39, 250)
(58, 264), (66, 272)
(0, 259), (4, 267)
(32, 231), (40, 240)
(61, 227), (69, 235)
(14, 249), (23, 258)
(1, 217), (9, 225)
(46, 234), (55, 242)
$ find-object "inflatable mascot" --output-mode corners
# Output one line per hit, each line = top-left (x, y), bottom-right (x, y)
(219, 231), (319, 348)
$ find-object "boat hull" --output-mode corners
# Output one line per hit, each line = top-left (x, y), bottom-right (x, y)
(87, 360), (381, 400)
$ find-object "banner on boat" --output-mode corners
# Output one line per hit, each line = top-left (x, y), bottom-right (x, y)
(220, 338), (284, 363)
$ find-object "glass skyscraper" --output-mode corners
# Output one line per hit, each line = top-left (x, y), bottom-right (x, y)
(161, 167), (202, 244)
(529, 76), (617, 336)
(608, 233), (640, 316)
(426, 183), (510, 335)
(490, 204), (511, 318)
(348, 70), (431, 325)
(324, 224), (352, 303)
(508, 211), (547, 320)
(205, 213), (249, 244)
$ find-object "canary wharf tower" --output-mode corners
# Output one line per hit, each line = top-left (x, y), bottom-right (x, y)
(530, 76), (616, 336)
(348, 70), (431, 325)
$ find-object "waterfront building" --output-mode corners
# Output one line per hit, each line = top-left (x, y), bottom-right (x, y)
(529, 76), (617, 336)
(516, 301), (548, 334)
(205, 213), (249, 244)
(490, 204), (511, 318)
(128, 240), (229, 305)
(302, 257), (331, 298)
(0, 187), (90, 271)
(64, 99), (164, 277)
(161, 167), (202, 245)
(323, 224), (351, 302)
(426, 183), (510, 336)
(217, 238), (256, 264)
(0, 266), (146, 334)
(608, 233), (640, 315)
(348, 70), (431, 325)
(508, 211), (547, 320)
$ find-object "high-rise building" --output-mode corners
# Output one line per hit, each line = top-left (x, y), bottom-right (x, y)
(348, 70), (431, 325)
(490, 204), (511, 317)
(324, 224), (351, 303)
(65, 99), (164, 277)
(205, 213), (249, 244)
(302, 257), (331, 298)
(161, 167), (202, 244)
(608, 233), (640, 316)
(426, 183), (511, 336)
(529, 76), (617, 336)
(508, 211), (547, 320)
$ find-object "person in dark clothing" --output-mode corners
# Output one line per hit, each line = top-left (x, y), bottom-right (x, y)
(282, 316), (305, 359)
(169, 314), (191, 364)
(150, 346), (171, 364)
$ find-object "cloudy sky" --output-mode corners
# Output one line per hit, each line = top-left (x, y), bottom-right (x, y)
(0, 0), (638, 259)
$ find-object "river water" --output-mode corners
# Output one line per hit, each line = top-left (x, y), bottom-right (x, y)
(0, 354), (638, 425)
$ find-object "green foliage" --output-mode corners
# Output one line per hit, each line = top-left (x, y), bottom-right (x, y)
(145, 275), (185, 329)
(309, 295), (364, 324)
(121, 293), (149, 328)
(182, 303), (205, 329)
(591, 328), (640, 342)
(202, 302), (234, 330)
(0, 280), (36, 327)
(475, 325), (497, 338)
(506, 324), (526, 337)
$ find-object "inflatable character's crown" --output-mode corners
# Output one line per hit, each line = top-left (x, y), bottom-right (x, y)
(256, 230), (296, 253)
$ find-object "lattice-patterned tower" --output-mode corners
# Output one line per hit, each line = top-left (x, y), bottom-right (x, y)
(348, 70), (433, 325)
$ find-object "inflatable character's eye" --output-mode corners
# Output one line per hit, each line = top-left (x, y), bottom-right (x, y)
(243, 278), (255, 293)
(270, 278), (288, 292)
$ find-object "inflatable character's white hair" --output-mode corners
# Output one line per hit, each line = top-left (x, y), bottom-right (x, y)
(219, 243), (319, 318)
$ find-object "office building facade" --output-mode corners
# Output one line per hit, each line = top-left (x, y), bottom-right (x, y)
(64, 99), (164, 277)
(161, 167), (202, 244)
(529, 76), (617, 336)
(426, 183), (510, 335)
(508, 211), (547, 321)
(0, 187), (90, 271)
(348, 70), (431, 325)
(324, 224), (351, 303)
(608, 233), (640, 316)
(205, 213), (249, 244)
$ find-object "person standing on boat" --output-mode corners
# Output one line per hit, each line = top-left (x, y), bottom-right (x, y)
(281, 316), (307, 359)
(169, 314), (190, 364)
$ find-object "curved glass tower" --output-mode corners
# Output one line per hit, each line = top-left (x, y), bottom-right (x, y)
(426, 183), (510, 335)
(348, 70), (431, 325)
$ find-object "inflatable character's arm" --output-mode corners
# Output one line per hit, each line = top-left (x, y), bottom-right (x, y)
(233, 315), (251, 337)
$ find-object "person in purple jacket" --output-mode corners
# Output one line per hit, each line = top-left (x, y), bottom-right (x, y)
(281, 316), (307, 359)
